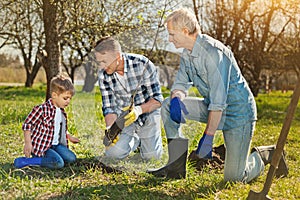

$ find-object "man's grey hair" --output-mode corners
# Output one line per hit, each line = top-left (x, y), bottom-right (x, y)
(94, 36), (122, 54)
(165, 8), (200, 35)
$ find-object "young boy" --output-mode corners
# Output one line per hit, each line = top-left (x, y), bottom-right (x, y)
(14, 73), (80, 169)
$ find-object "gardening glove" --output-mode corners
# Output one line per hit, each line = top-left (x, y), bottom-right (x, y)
(170, 97), (189, 123)
(123, 105), (142, 127)
(104, 134), (119, 149)
(103, 126), (120, 148)
(196, 133), (214, 159)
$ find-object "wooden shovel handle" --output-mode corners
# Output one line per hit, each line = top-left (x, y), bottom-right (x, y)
(260, 77), (300, 197)
(272, 78), (300, 168)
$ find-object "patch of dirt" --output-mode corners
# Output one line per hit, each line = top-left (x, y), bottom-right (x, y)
(188, 144), (226, 170)
(73, 145), (226, 175)
(73, 158), (123, 174)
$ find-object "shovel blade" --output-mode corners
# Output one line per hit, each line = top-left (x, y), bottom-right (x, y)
(247, 190), (272, 200)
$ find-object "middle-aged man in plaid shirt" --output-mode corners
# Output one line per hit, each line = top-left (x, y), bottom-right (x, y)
(94, 36), (163, 160)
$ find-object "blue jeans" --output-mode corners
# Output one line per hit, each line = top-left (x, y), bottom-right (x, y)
(105, 109), (163, 160)
(35, 144), (77, 169)
(162, 97), (264, 183)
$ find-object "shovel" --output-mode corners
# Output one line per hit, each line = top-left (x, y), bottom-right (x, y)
(247, 78), (300, 200)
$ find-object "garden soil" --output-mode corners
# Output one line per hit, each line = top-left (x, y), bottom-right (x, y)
(188, 144), (226, 171)
(75, 144), (226, 174)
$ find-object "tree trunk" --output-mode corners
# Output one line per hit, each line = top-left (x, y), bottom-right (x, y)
(42, 0), (61, 100)
(25, 71), (34, 87)
(24, 53), (43, 87)
(82, 61), (98, 92)
(23, 57), (33, 87)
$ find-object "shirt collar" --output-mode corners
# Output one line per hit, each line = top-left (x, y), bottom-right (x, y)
(48, 98), (66, 115)
(190, 34), (204, 57)
(181, 34), (205, 58)
(122, 53), (128, 73)
(48, 98), (55, 109)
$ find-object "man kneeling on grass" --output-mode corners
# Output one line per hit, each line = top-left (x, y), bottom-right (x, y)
(14, 73), (80, 169)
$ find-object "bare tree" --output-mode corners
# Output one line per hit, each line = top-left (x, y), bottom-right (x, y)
(279, 1), (300, 77)
(0, 0), (45, 87)
(241, 0), (295, 95)
(192, 0), (297, 96)
(59, 0), (180, 92)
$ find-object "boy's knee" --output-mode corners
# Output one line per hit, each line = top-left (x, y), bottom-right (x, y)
(52, 160), (65, 169)
(66, 155), (77, 164)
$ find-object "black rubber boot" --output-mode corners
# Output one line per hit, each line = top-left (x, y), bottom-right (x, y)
(251, 145), (288, 178)
(147, 138), (188, 179)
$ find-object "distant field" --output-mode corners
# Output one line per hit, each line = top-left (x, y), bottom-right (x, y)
(0, 67), (46, 83)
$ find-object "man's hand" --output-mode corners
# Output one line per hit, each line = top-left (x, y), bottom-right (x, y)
(104, 132), (119, 149)
(123, 105), (142, 127)
(196, 133), (214, 159)
(170, 97), (189, 123)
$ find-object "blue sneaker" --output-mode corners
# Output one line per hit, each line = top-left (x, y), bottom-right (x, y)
(14, 157), (29, 168)
(14, 157), (42, 168)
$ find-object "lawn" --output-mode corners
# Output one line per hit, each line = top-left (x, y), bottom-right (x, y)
(0, 85), (299, 200)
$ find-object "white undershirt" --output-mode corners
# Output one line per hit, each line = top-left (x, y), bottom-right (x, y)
(52, 107), (62, 145)
(114, 72), (126, 88)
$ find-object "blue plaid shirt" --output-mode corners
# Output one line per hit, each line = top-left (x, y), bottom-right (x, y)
(98, 53), (163, 125)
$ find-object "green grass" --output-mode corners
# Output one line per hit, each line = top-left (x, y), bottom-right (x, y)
(0, 86), (299, 199)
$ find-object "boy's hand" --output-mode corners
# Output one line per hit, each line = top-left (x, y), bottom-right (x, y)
(23, 142), (32, 157)
(67, 134), (80, 143)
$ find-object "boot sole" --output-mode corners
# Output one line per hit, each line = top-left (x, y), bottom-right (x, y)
(252, 145), (289, 178)
(147, 168), (186, 179)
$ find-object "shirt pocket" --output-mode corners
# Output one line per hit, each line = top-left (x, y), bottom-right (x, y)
(114, 91), (132, 107)
(190, 68), (209, 96)
(41, 116), (53, 133)
(133, 85), (148, 105)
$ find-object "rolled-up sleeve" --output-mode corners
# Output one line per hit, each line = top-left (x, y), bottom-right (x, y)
(206, 49), (230, 111)
(98, 78), (117, 116)
(145, 62), (163, 103)
(22, 105), (43, 131)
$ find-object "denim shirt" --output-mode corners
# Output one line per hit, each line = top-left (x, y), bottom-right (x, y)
(172, 34), (257, 130)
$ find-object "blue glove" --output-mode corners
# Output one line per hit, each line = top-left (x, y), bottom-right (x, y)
(170, 97), (189, 123)
(196, 133), (214, 159)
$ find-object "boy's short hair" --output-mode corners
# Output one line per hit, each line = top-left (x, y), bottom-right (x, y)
(165, 8), (200, 35)
(50, 73), (75, 96)
(94, 36), (122, 54)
